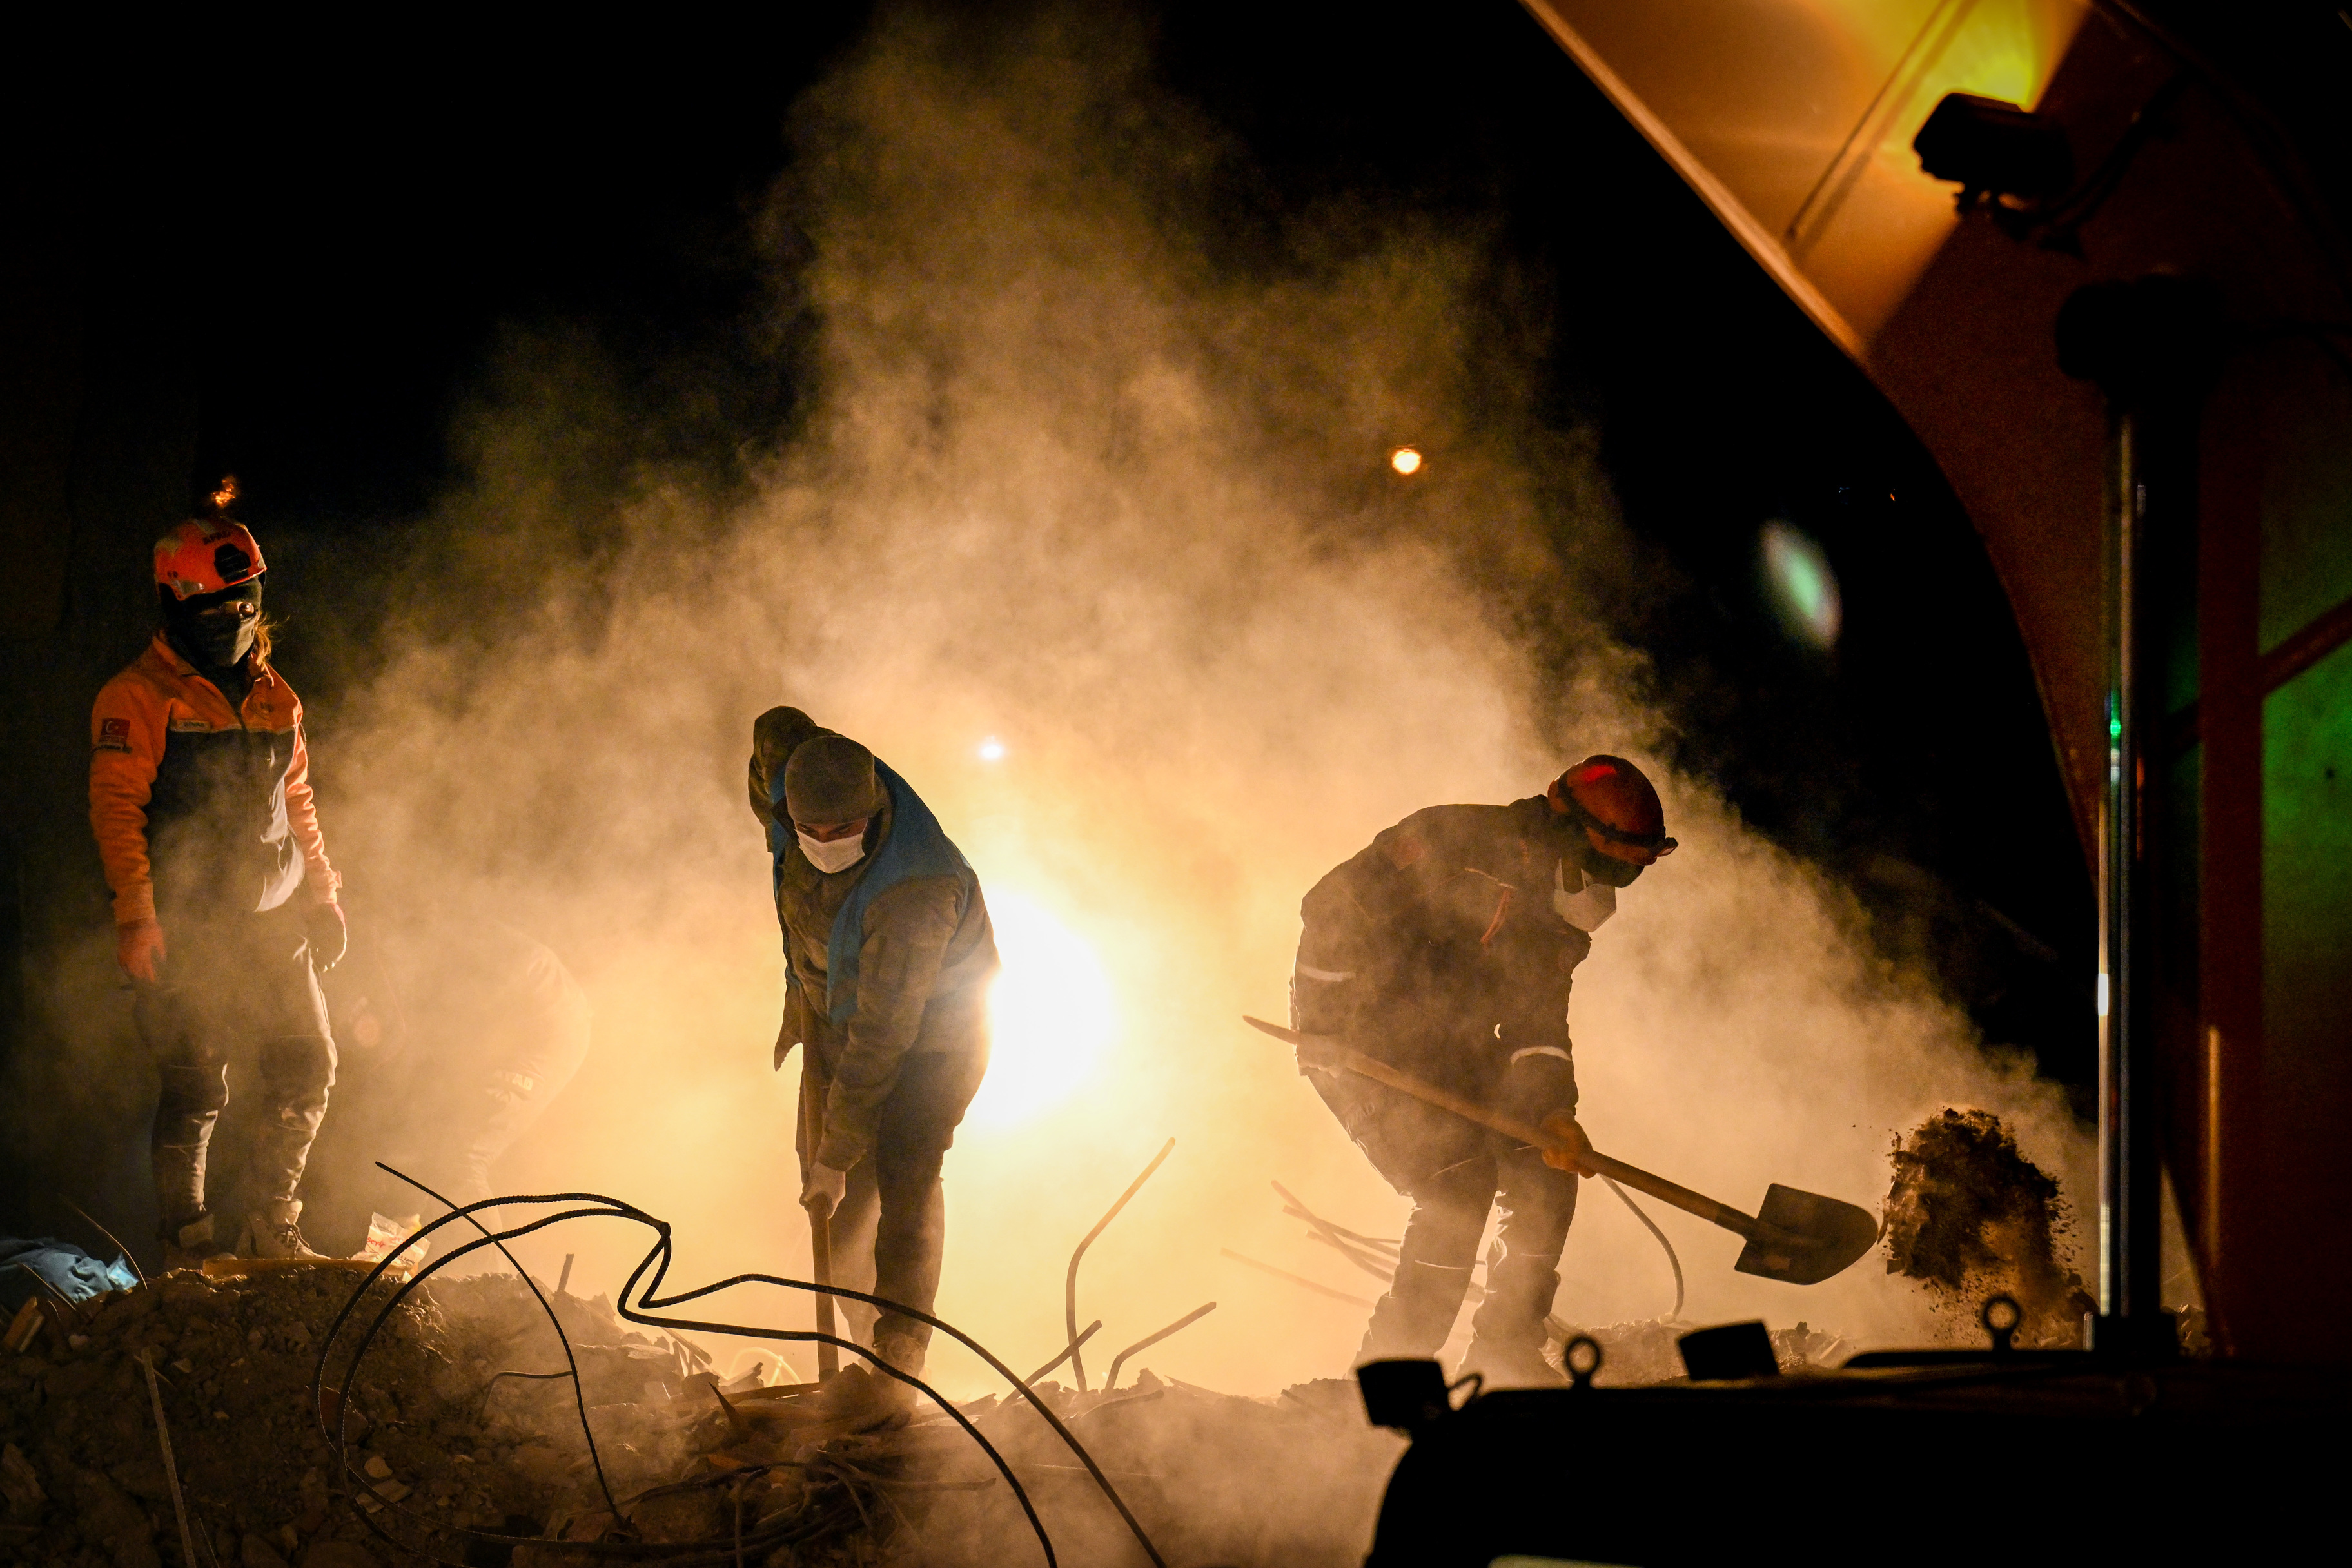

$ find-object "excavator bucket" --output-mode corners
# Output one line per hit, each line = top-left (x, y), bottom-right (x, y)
(1733, 1184), (1882, 1285)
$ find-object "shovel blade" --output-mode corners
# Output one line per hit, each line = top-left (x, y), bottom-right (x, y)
(1733, 1184), (1882, 1285)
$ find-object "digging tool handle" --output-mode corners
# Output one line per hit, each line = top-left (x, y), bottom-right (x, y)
(1242, 1015), (1809, 1252)
(799, 1061), (840, 1379)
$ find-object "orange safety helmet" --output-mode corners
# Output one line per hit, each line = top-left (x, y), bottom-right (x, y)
(153, 519), (266, 602)
(1547, 755), (1678, 866)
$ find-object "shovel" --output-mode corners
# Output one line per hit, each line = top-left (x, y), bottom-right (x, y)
(799, 1060), (841, 1378)
(1242, 1015), (1879, 1286)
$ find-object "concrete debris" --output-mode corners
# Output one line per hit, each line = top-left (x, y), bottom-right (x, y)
(1, 1264), (1409, 1565)
(1, 1442), (43, 1514)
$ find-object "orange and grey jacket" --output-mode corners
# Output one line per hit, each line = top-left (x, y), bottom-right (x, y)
(89, 632), (339, 926)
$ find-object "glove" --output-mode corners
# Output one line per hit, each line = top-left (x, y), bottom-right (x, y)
(117, 920), (167, 983)
(801, 1162), (848, 1219)
(1540, 1111), (1594, 1177)
(303, 899), (348, 972)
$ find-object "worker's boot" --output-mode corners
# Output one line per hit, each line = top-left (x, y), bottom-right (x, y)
(823, 1335), (921, 1427)
(870, 1332), (925, 1415)
(241, 1198), (329, 1261)
(1358, 1260), (1475, 1364)
(1460, 1253), (1567, 1388)
(161, 1211), (219, 1273)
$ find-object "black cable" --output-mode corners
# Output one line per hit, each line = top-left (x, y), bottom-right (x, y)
(313, 1206), (945, 1564)
(311, 1185), (1166, 1567)
(312, 1202), (632, 1565)
(606, 1206), (1168, 1567)
(1600, 1175), (1686, 1320)
(378, 1168), (625, 1519)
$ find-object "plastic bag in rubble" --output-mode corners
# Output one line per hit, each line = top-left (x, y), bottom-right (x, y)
(353, 1213), (428, 1275)
(1, 1238), (139, 1313)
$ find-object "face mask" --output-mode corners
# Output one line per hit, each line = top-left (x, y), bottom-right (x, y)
(1554, 859), (1618, 932)
(166, 585), (261, 670)
(796, 828), (868, 874)
(186, 615), (257, 669)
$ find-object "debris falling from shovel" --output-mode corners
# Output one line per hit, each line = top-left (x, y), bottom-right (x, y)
(1882, 1109), (2094, 1346)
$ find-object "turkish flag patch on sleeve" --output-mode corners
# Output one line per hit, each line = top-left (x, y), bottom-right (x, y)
(96, 717), (132, 752)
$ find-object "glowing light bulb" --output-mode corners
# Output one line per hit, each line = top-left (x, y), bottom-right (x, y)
(1389, 446), (1423, 476)
(968, 892), (1113, 1128)
(977, 737), (1005, 762)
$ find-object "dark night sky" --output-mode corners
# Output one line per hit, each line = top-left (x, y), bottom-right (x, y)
(50, 3), (2097, 1095)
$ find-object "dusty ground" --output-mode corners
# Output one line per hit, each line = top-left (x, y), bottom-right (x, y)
(0, 1264), (1407, 1568)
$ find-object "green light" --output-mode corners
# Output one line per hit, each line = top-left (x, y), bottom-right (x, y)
(1761, 522), (1842, 650)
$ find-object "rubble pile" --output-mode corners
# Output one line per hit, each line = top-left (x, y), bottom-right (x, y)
(1, 1264), (1408, 1567)
(0, 1264), (635, 1566)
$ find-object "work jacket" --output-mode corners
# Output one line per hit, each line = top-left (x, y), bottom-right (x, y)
(89, 632), (338, 927)
(749, 709), (996, 1171)
(1295, 798), (1587, 1124)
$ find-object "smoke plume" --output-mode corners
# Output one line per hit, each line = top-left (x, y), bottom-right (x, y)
(47, 5), (2095, 1398)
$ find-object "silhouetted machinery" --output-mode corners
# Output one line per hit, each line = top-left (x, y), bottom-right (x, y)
(1362, 3), (2352, 1560)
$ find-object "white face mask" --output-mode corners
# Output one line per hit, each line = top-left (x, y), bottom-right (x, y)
(1554, 859), (1618, 932)
(796, 828), (868, 874)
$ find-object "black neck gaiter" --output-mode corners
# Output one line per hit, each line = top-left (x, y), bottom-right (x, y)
(162, 582), (262, 707)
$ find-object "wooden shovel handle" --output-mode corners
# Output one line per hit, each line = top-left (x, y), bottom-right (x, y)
(1249, 1016), (1805, 1251)
(799, 1062), (841, 1378)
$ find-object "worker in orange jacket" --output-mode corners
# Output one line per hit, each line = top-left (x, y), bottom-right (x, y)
(88, 482), (349, 1267)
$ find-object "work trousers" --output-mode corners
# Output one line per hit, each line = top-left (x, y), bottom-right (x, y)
(797, 1049), (986, 1350)
(1357, 1131), (1579, 1367)
(132, 905), (336, 1234)
(1316, 1064), (1578, 1369)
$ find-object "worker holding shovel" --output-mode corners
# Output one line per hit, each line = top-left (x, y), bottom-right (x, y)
(747, 708), (998, 1418)
(1289, 756), (1674, 1386)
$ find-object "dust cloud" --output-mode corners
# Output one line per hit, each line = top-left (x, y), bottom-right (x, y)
(155, 8), (2093, 1398)
(1883, 1108), (2095, 1345)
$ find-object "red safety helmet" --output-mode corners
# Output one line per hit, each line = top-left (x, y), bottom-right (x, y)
(154, 520), (266, 602)
(1547, 754), (1677, 866)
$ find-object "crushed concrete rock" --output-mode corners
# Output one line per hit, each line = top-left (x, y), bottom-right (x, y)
(0, 1266), (1405, 1567)
(1883, 1108), (2095, 1346)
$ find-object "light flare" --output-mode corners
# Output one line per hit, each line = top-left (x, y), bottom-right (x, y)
(1761, 520), (1843, 650)
(968, 890), (1114, 1128)
(1389, 446), (1423, 476)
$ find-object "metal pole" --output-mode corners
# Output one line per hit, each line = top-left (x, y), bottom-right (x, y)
(2098, 406), (2160, 1328)
(2063, 273), (2220, 1357)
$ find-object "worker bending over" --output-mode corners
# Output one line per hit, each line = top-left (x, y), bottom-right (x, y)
(748, 708), (997, 1413)
(1293, 756), (1675, 1386)
(90, 482), (348, 1266)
